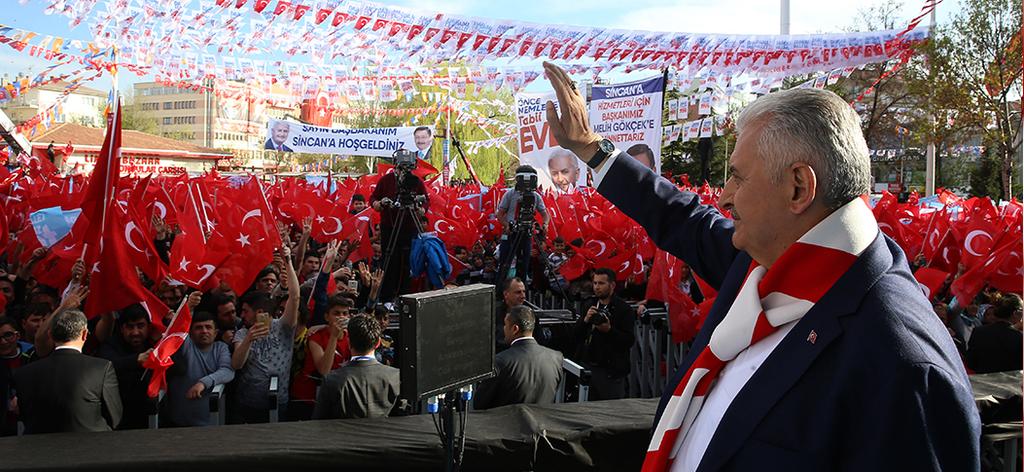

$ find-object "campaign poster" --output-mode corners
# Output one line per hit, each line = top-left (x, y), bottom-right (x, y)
(589, 75), (664, 173)
(667, 98), (678, 121)
(264, 119), (434, 158)
(514, 91), (586, 193)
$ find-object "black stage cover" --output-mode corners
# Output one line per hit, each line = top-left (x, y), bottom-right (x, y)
(0, 398), (658, 471)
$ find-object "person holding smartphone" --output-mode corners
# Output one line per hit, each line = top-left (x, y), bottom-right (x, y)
(573, 268), (635, 401)
(231, 245), (300, 424)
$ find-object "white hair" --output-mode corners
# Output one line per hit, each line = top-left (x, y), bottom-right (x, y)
(735, 88), (871, 209)
(547, 149), (579, 170)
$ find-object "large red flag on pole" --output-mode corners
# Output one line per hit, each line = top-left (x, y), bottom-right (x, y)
(78, 100), (165, 324)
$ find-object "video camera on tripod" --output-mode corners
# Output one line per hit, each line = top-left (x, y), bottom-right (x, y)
(379, 149), (427, 210)
(510, 168), (540, 233)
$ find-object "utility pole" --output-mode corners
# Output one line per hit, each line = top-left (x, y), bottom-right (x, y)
(780, 0), (790, 35)
(924, 4), (938, 196)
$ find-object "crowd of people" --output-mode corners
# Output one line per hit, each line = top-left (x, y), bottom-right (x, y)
(0, 165), (1017, 436)
(0, 67), (1016, 472)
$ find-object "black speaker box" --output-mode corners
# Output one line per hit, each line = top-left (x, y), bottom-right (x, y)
(398, 284), (495, 401)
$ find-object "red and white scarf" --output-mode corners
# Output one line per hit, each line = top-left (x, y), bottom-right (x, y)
(642, 198), (878, 472)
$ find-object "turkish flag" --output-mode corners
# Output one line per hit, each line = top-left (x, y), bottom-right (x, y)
(314, 8), (331, 24)
(123, 202), (168, 283)
(19, 150), (59, 179)
(922, 207), (950, 262)
(253, 0), (272, 13)
(332, 11), (348, 27)
(142, 301), (192, 398)
(388, 22), (407, 38)
(666, 286), (701, 344)
(300, 90), (333, 127)
(959, 217), (998, 270)
(85, 203), (166, 319)
(876, 207), (911, 255)
(292, 4), (310, 20)
(272, 0), (291, 16)
(407, 24), (425, 40)
(77, 98), (120, 242)
(951, 239), (1016, 304)
(309, 197), (351, 244)
(558, 252), (590, 281)
(928, 229), (961, 273)
(376, 158), (438, 180)
(913, 267), (949, 301)
(936, 188), (963, 207)
(170, 184), (224, 290)
(988, 215), (1022, 294)
(71, 100), (156, 318)
(644, 250), (678, 303)
(28, 225), (79, 290)
(205, 178), (279, 294)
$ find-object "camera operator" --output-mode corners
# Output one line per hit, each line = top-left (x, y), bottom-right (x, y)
(370, 149), (429, 302)
(573, 268), (635, 400)
(495, 165), (550, 285)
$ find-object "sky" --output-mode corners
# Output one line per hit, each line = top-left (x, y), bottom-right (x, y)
(0, 0), (963, 91)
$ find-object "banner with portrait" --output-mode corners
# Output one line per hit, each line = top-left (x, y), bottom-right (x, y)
(589, 75), (664, 174)
(514, 91), (586, 193)
(263, 119), (434, 158)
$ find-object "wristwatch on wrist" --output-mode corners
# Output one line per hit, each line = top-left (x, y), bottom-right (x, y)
(587, 139), (616, 169)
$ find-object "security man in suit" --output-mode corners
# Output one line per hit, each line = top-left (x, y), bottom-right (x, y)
(542, 61), (979, 471)
(475, 305), (564, 410)
(14, 309), (122, 434)
(313, 314), (400, 420)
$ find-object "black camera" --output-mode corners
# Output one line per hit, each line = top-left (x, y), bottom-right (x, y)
(515, 170), (538, 193)
(590, 305), (610, 326)
(393, 148), (417, 171)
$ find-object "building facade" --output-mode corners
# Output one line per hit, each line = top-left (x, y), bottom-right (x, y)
(0, 79), (106, 128)
(132, 80), (300, 172)
(31, 122), (230, 176)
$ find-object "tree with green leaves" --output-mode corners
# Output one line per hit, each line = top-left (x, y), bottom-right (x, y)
(927, 0), (1022, 199)
(329, 62), (517, 185)
(115, 92), (159, 135)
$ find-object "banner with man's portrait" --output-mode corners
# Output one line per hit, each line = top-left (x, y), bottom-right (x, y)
(263, 119), (433, 158)
(514, 91), (586, 193)
(589, 75), (664, 174)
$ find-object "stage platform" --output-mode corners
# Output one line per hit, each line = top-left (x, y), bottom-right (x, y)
(1, 398), (658, 471)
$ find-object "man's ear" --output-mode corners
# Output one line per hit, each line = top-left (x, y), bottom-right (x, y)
(789, 162), (817, 214)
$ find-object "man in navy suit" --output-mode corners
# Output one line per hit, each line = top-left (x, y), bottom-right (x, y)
(264, 121), (293, 152)
(542, 62), (979, 471)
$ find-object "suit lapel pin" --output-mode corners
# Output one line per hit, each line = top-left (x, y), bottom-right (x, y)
(807, 330), (818, 344)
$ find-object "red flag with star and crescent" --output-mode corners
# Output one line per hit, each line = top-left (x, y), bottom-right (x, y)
(142, 300), (192, 398)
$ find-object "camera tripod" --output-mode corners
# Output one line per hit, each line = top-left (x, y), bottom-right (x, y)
(379, 200), (425, 302)
(495, 220), (537, 289)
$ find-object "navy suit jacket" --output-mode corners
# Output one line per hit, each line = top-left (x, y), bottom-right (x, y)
(264, 139), (293, 152)
(599, 155), (980, 471)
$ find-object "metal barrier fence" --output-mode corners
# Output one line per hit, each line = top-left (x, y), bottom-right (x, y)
(528, 291), (578, 312)
(628, 306), (690, 399)
(523, 295), (694, 403)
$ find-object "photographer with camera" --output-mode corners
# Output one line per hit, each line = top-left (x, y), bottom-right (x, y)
(573, 268), (635, 400)
(495, 165), (550, 286)
(370, 149), (430, 302)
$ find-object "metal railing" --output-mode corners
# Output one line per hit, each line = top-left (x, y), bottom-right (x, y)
(555, 358), (591, 403)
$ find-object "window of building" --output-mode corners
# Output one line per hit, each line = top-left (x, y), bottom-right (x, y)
(163, 101), (172, 110)
(163, 117), (172, 125)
